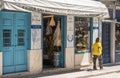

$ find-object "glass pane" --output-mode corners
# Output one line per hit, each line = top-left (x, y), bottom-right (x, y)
(18, 38), (24, 42)
(18, 30), (25, 46)
(3, 33), (11, 37)
(18, 30), (24, 36)
(3, 30), (11, 46)
(75, 17), (90, 52)
(4, 38), (11, 43)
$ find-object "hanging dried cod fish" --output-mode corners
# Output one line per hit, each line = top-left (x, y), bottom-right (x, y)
(46, 21), (52, 35)
(53, 21), (61, 46)
(49, 16), (55, 26)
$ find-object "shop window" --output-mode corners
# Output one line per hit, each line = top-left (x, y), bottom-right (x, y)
(115, 23), (120, 50)
(75, 17), (90, 52)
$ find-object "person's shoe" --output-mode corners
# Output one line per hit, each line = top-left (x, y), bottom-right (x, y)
(93, 68), (97, 70)
(100, 67), (103, 70)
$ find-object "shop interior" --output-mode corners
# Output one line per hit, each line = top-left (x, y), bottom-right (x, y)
(75, 17), (90, 53)
(43, 14), (62, 68)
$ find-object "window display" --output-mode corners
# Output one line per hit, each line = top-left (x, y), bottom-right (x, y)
(75, 17), (90, 52)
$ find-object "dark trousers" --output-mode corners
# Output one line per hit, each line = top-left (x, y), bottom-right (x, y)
(93, 55), (103, 69)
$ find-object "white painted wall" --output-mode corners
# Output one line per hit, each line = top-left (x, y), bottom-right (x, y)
(93, 17), (99, 44)
(65, 16), (75, 68)
(110, 22), (115, 63)
(28, 12), (43, 74)
(75, 53), (90, 66)
(0, 52), (2, 76)
(31, 12), (42, 50)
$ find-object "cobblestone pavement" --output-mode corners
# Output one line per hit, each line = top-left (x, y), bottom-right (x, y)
(89, 71), (120, 78)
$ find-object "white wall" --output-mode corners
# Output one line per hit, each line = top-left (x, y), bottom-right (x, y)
(65, 16), (75, 68)
(28, 12), (43, 74)
(31, 12), (42, 49)
(110, 22), (115, 63)
(0, 52), (2, 76)
(93, 17), (99, 44)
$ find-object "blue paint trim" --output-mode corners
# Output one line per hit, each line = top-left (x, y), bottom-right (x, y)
(65, 17), (67, 48)
(61, 16), (66, 67)
(31, 25), (41, 29)
(75, 52), (90, 54)
(116, 10), (120, 22)
(0, 11), (2, 51)
(90, 17), (93, 53)
(98, 19), (100, 37)
(93, 27), (99, 29)
(28, 13), (31, 50)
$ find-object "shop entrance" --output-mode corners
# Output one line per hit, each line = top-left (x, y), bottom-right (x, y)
(0, 11), (29, 74)
(43, 15), (65, 68)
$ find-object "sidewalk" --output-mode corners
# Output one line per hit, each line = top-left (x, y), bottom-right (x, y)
(2, 63), (120, 78)
(18, 63), (120, 78)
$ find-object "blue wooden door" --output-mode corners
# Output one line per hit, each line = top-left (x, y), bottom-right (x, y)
(0, 11), (29, 74)
(102, 22), (111, 64)
(14, 13), (28, 72)
(0, 12), (15, 74)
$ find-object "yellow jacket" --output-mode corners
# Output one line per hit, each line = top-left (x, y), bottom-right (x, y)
(92, 42), (102, 56)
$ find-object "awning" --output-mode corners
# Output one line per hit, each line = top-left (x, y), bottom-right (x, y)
(1, 0), (109, 18)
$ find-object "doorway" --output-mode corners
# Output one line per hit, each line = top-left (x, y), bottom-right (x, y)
(42, 14), (65, 68)
(102, 22), (111, 64)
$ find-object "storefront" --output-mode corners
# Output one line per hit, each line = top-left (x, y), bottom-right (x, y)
(102, 22), (111, 64)
(0, 0), (108, 76)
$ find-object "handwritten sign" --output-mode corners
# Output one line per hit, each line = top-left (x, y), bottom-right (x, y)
(32, 12), (41, 25)
(67, 16), (74, 31)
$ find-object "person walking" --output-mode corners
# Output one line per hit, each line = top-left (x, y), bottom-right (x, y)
(92, 37), (103, 70)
